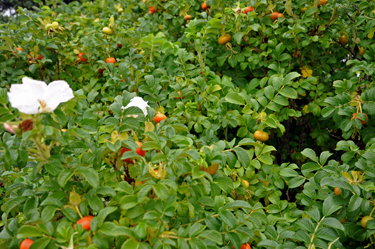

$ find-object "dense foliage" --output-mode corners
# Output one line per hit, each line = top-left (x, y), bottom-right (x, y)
(1, 0), (375, 248)
(0, 0), (78, 22)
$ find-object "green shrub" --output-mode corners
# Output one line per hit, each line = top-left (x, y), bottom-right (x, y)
(1, 0), (375, 248)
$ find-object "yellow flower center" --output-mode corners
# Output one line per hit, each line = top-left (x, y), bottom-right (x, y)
(38, 99), (51, 112)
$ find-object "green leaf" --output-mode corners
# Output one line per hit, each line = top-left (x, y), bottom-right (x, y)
(250, 24), (260, 31)
(80, 119), (98, 131)
(141, 141), (161, 151)
(123, 106), (144, 117)
(199, 230), (223, 245)
(283, 72), (301, 84)
(137, 185), (153, 202)
(323, 196), (341, 216)
(215, 177), (234, 192)
(297, 218), (315, 233)
(41, 197), (63, 207)
(121, 239), (140, 249)
(319, 151), (333, 166)
(348, 194), (362, 213)
(301, 148), (319, 162)
(153, 183), (169, 201)
(258, 155), (273, 165)
(228, 56), (237, 67)
(189, 223), (206, 237)
(76, 168), (99, 188)
(17, 225), (43, 238)
(301, 162), (321, 176)
(280, 168), (298, 177)
(46, 43), (59, 49)
(321, 217), (345, 231)
(151, 152), (166, 163)
(264, 85), (275, 100)
(219, 210), (237, 228)
(233, 147), (250, 167)
(233, 32), (244, 45)
(135, 222), (147, 240)
(257, 240), (279, 248)
(225, 92), (245, 105)
(106, 140), (121, 152)
(5, 196), (27, 214)
(273, 95), (289, 106)
(96, 186), (116, 197)
(100, 222), (132, 237)
(42, 206), (57, 223)
(143, 131), (160, 143)
(320, 178), (354, 192)
(119, 196), (138, 210)
(368, 27), (375, 39)
(87, 194), (104, 212)
(29, 64), (39, 74)
(223, 200), (252, 210)
(238, 138), (262, 149)
(221, 75), (234, 88)
(23, 197), (39, 213)
(44, 160), (64, 176)
(275, 44), (285, 56)
(321, 106), (336, 118)
(279, 87), (298, 99)
(189, 237), (208, 249)
(228, 232), (241, 249)
(97, 207), (118, 226)
(305, 206), (321, 222)
(115, 182), (134, 195)
(363, 102), (375, 116)
(288, 176), (305, 188)
(29, 237), (50, 249)
(57, 169), (74, 187)
(193, 166), (206, 179)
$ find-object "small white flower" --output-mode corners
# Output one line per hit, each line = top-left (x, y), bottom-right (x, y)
(121, 96), (150, 118)
(7, 77), (74, 115)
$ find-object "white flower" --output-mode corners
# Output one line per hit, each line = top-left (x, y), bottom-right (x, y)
(7, 77), (74, 115)
(121, 96), (149, 118)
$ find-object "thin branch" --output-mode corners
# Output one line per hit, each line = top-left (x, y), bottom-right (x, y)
(332, 38), (363, 61)
(345, 11), (355, 22)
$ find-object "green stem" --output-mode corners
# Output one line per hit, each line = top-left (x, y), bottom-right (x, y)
(308, 216), (325, 249)
(75, 205), (83, 219)
(33, 138), (50, 160)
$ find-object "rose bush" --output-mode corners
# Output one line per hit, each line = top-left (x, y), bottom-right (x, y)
(1, 0), (375, 248)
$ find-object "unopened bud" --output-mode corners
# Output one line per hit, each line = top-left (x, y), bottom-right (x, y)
(4, 123), (16, 134)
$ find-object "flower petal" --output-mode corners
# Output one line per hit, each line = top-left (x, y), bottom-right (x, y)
(123, 96), (149, 116)
(7, 77), (47, 114)
(22, 77), (47, 100)
(43, 80), (74, 112)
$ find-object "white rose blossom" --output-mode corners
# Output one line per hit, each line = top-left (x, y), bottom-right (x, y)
(7, 77), (74, 115)
(121, 96), (150, 118)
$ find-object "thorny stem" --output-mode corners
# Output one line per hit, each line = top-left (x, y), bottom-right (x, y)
(307, 216), (325, 249)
